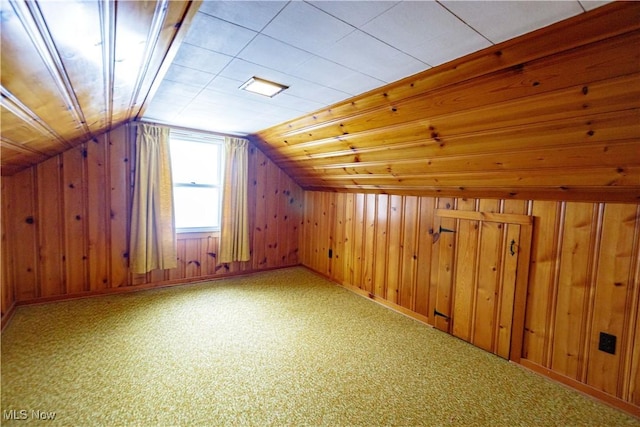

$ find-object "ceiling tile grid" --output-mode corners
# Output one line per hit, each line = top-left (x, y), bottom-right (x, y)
(143, 0), (611, 135)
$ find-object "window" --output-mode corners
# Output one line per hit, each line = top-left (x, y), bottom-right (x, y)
(169, 130), (224, 233)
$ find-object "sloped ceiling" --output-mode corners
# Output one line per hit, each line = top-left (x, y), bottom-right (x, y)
(1, 0), (616, 178)
(253, 2), (640, 202)
(143, 0), (607, 134)
(0, 0), (200, 175)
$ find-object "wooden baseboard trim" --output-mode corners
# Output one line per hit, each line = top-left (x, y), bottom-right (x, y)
(519, 359), (640, 419)
(1, 301), (17, 332)
(302, 266), (432, 327)
(5, 265), (301, 324)
(301, 266), (640, 420)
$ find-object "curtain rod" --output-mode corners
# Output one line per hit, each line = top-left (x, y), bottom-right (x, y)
(133, 119), (249, 139)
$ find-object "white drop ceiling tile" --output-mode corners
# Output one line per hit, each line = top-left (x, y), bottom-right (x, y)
(441, 1), (583, 44)
(217, 58), (349, 106)
(183, 12), (257, 56)
(173, 43), (233, 75)
(262, 1), (356, 55)
(319, 30), (429, 83)
(153, 80), (202, 100)
(164, 64), (215, 87)
(237, 35), (314, 74)
(271, 93), (326, 113)
(287, 80), (351, 106)
(308, 1), (400, 27)
(362, 2), (490, 66)
(330, 71), (387, 96)
(205, 75), (325, 114)
(579, 0), (612, 11)
(181, 91), (304, 133)
(198, 1), (287, 31)
(175, 110), (257, 135)
(292, 56), (386, 95)
(417, 31), (491, 67)
(218, 59), (296, 92)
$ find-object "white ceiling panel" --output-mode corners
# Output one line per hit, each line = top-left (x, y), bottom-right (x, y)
(579, 0), (613, 11)
(237, 35), (314, 74)
(173, 43), (233, 75)
(183, 13), (257, 56)
(292, 56), (386, 96)
(198, 1), (287, 31)
(318, 30), (430, 83)
(442, 1), (584, 44)
(362, 2), (491, 66)
(218, 58), (350, 106)
(262, 1), (356, 55)
(205, 75), (326, 114)
(143, 0), (612, 135)
(308, 1), (400, 27)
(163, 64), (215, 88)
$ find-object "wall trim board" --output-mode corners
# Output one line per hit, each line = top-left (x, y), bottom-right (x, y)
(0, 301), (17, 332)
(519, 359), (640, 419)
(304, 262), (640, 419)
(0, 265), (300, 330)
(303, 265), (432, 327)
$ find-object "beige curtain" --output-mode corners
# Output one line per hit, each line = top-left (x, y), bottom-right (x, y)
(219, 137), (250, 262)
(129, 124), (177, 274)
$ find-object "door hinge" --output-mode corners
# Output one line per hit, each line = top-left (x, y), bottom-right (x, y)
(434, 309), (450, 320)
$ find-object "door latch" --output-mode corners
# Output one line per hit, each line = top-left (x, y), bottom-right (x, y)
(434, 309), (450, 320)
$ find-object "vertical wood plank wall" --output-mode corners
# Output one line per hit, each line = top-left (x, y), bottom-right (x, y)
(301, 191), (640, 410)
(1, 123), (303, 317)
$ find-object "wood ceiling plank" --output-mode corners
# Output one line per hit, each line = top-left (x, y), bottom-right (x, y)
(9, 0), (93, 140)
(257, 2), (640, 141)
(302, 185), (640, 204)
(0, 103), (72, 155)
(0, 0), (200, 176)
(273, 110), (640, 164)
(36, 0), (107, 133)
(297, 141), (640, 178)
(286, 74), (638, 154)
(111, 0), (198, 123)
(1, 136), (50, 160)
(296, 166), (640, 189)
(260, 31), (640, 147)
(135, 0), (202, 119)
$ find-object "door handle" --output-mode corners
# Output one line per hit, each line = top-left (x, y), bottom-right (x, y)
(510, 239), (516, 256)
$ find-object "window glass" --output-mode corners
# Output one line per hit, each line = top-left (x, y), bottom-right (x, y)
(169, 131), (224, 232)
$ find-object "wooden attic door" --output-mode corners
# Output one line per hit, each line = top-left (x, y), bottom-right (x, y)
(433, 209), (533, 361)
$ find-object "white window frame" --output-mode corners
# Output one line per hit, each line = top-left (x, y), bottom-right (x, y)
(169, 129), (224, 234)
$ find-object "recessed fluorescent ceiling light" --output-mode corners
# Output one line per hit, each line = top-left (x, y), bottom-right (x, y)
(240, 77), (288, 97)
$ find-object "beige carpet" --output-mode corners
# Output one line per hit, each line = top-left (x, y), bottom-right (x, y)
(2, 267), (638, 426)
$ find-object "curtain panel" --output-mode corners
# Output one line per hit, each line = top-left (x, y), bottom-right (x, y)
(129, 124), (177, 274)
(219, 137), (250, 262)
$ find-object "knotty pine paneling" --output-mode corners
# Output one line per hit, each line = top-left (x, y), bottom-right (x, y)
(301, 191), (640, 412)
(1, 123), (303, 318)
(0, 0), (200, 175)
(255, 3), (640, 203)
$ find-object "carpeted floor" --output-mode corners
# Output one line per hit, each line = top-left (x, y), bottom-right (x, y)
(1, 267), (638, 426)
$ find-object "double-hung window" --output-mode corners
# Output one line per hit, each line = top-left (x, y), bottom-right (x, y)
(169, 130), (224, 233)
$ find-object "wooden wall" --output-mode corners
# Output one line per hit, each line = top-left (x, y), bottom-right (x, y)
(0, 123), (303, 323)
(301, 191), (640, 413)
(255, 3), (640, 203)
